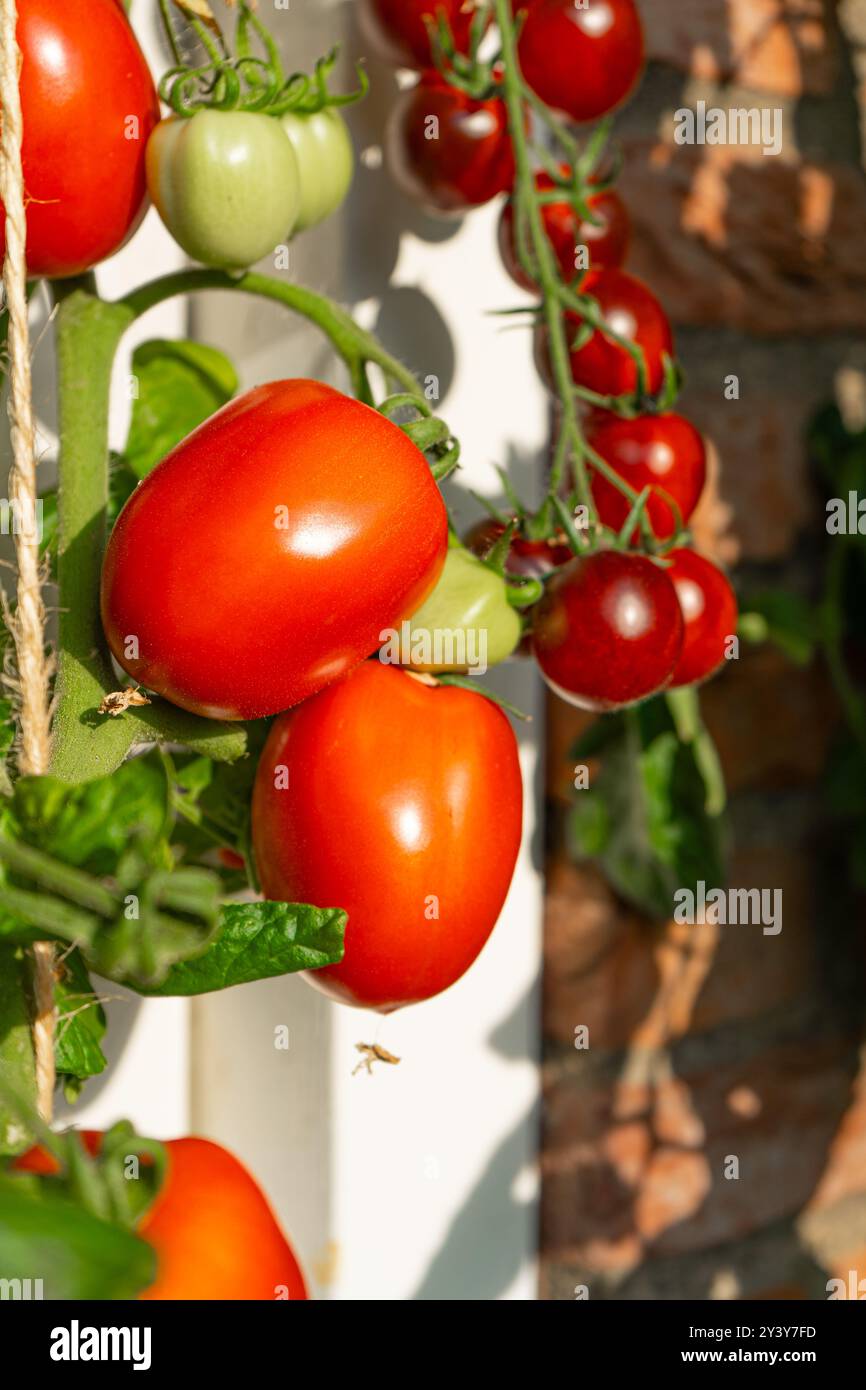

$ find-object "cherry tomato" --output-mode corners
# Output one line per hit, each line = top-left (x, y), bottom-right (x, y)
(101, 380), (448, 720)
(385, 73), (515, 215)
(465, 517), (573, 578)
(252, 661), (523, 1012)
(147, 111), (301, 270)
(666, 548), (738, 688)
(280, 108), (354, 233)
(359, 0), (481, 68)
(518, 0), (645, 124)
(0, 0), (159, 277)
(15, 1133), (308, 1301)
(397, 543), (522, 670)
(498, 173), (630, 291)
(536, 269), (674, 397)
(586, 412), (707, 540)
(531, 550), (684, 710)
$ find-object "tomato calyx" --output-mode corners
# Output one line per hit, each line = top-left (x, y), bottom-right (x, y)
(378, 392), (461, 481)
(13, 1121), (166, 1231)
(159, 3), (367, 118)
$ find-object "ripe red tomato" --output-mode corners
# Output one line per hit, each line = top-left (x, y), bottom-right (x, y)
(532, 549), (684, 710)
(385, 73), (515, 215)
(15, 1133), (308, 1301)
(666, 548), (738, 688)
(0, 0), (159, 277)
(498, 174), (630, 291)
(586, 412), (707, 540)
(465, 517), (573, 577)
(100, 380), (448, 720)
(252, 661), (523, 1012)
(517, 0), (644, 124)
(536, 269), (674, 397)
(359, 0), (481, 68)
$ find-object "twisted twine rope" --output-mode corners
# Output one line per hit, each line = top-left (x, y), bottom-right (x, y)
(0, 0), (55, 1120)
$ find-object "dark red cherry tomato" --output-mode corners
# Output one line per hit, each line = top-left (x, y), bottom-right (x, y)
(465, 517), (573, 578)
(498, 173), (630, 291)
(385, 73), (515, 215)
(531, 549), (684, 710)
(0, 0), (159, 277)
(100, 380), (448, 720)
(586, 412), (706, 540)
(359, 0), (481, 68)
(252, 661), (523, 1012)
(518, 0), (645, 124)
(666, 548), (738, 688)
(535, 269), (674, 397)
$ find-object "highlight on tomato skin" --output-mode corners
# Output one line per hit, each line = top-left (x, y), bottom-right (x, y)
(666, 548), (740, 688)
(531, 550), (685, 711)
(14, 1132), (309, 1301)
(251, 660), (523, 1013)
(0, 0), (160, 278)
(385, 73), (515, 216)
(586, 411), (708, 541)
(99, 379), (448, 721)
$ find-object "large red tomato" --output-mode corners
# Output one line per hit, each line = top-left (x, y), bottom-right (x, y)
(359, 0), (481, 68)
(586, 411), (707, 540)
(517, 0), (645, 124)
(252, 661), (523, 1012)
(385, 73), (515, 215)
(498, 174), (630, 291)
(100, 380), (448, 720)
(16, 1133), (308, 1301)
(0, 0), (159, 277)
(536, 269), (674, 397)
(666, 548), (738, 687)
(532, 550), (684, 710)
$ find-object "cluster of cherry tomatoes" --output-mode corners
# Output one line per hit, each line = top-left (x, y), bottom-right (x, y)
(364, 0), (739, 713)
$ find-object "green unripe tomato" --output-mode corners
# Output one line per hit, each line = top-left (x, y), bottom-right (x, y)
(146, 110), (301, 270)
(280, 108), (354, 233)
(399, 544), (522, 673)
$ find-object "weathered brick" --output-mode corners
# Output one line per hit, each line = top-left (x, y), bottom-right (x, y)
(639, 0), (838, 98)
(619, 141), (866, 335)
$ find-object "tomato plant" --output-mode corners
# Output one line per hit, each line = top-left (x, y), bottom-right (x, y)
(359, 0), (482, 68)
(0, 0), (159, 277)
(385, 73), (515, 215)
(252, 661), (523, 1011)
(666, 548), (739, 688)
(586, 411), (707, 540)
(532, 551), (684, 710)
(517, 0), (645, 124)
(147, 112), (301, 270)
(498, 174), (630, 291)
(16, 1132), (308, 1301)
(536, 268), (674, 397)
(100, 379), (448, 720)
(280, 109), (354, 232)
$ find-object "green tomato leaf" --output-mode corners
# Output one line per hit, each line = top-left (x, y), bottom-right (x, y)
(0, 946), (36, 1154)
(125, 338), (238, 480)
(0, 1175), (156, 1299)
(137, 900), (347, 996)
(568, 698), (726, 919)
(54, 950), (107, 1093)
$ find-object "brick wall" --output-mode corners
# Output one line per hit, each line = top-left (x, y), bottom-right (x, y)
(541, 0), (866, 1300)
